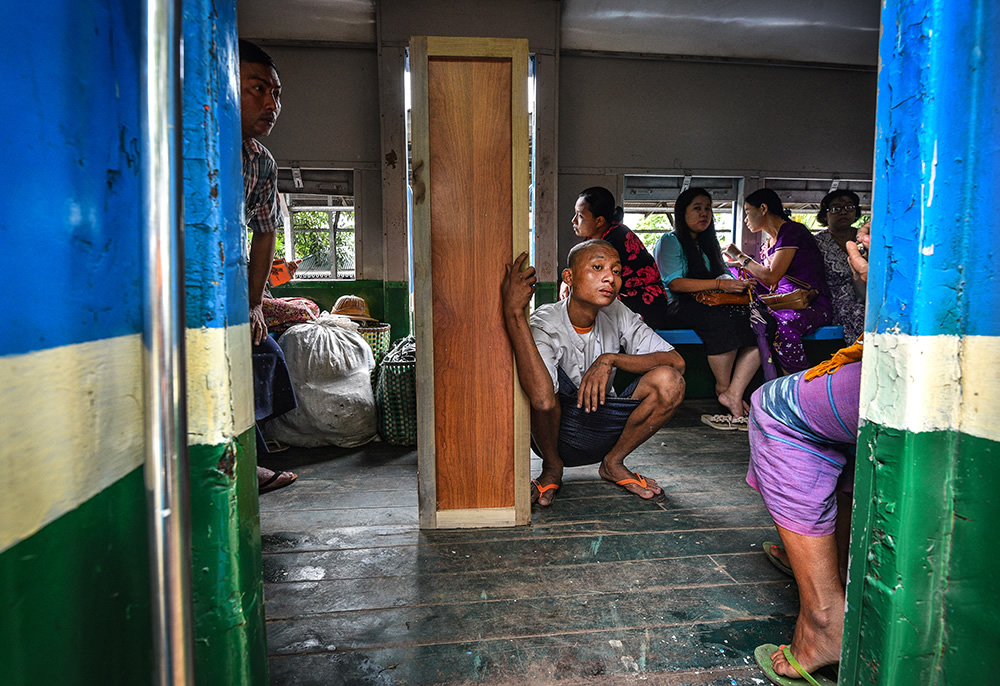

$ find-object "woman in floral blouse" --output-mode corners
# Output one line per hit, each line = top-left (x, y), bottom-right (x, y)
(570, 186), (671, 328)
(813, 190), (867, 342)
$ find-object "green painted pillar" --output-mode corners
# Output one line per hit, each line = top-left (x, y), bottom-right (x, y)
(841, 0), (1000, 682)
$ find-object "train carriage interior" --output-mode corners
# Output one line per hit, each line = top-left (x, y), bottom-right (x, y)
(249, 1), (876, 683)
(4, 0), (997, 685)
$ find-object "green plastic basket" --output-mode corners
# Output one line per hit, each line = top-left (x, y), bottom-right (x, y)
(357, 323), (391, 367)
(375, 337), (417, 446)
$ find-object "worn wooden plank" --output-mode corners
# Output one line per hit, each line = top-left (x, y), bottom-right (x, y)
(259, 488), (418, 513)
(266, 616), (800, 685)
(259, 506), (776, 555)
(261, 526), (777, 583)
(261, 507), (418, 530)
(263, 553), (793, 619)
(266, 582), (797, 652)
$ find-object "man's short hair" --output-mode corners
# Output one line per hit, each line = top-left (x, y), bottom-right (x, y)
(567, 239), (617, 272)
(239, 39), (278, 73)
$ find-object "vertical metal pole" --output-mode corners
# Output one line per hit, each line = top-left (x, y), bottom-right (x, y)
(142, 0), (193, 683)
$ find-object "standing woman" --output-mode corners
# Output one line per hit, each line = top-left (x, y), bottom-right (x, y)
(654, 188), (760, 423)
(814, 190), (866, 342)
(571, 187), (672, 329)
(727, 189), (832, 375)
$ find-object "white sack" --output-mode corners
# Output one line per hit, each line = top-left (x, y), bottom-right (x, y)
(264, 312), (377, 448)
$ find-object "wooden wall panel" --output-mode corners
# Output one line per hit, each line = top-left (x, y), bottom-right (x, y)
(411, 37), (530, 529)
(428, 58), (514, 511)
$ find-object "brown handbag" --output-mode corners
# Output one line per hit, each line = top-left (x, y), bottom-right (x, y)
(758, 275), (818, 310)
(693, 291), (750, 306)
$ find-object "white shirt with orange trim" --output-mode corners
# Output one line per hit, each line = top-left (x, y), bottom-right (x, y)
(529, 298), (674, 396)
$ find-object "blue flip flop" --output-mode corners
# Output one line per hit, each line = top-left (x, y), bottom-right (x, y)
(754, 644), (836, 686)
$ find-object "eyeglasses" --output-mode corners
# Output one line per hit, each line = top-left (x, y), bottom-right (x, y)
(828, 204), (857, 214)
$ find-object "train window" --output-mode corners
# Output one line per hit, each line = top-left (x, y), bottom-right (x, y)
(764, 178), (873, 232)
(276, 169), (357, 280)
(623, 175), (744, 250)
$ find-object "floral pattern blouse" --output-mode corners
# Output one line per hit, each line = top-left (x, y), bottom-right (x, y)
(600, 222), (671, 328)
(814, 230), (866, 341)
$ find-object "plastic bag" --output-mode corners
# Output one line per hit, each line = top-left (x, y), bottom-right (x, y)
(263, 312), (377, 447)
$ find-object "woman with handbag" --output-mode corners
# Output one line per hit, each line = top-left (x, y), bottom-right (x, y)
(653, 188), (760, 427)
(727, 188), (832, 375)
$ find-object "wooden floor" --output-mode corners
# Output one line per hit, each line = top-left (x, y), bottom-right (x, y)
(259, 399), (800, 685)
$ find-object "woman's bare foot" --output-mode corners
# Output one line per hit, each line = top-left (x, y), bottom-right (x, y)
(770, 606), (844, 678)
(717, 389), (745, 417)
(598, 463), (661, 499)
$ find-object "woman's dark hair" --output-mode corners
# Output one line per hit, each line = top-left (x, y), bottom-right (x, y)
(579, 187), (624, 224)
(816, 189), (861, 227)
(744, 188), (791, 220)
(673, 188), (727, 279)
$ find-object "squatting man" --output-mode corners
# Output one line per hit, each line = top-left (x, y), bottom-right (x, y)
(501, 240), (686, 506)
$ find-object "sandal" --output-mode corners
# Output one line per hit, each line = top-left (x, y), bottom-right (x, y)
(609, 471), (665, 503)
(701, 413), (738, 431)
(531, 479), (560, 506)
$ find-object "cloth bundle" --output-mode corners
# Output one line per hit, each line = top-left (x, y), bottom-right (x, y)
(264, 313), (377, 448)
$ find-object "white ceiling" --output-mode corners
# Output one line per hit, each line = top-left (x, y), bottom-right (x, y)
(238, 0), (377, 44)
(237, 0), (880, 66)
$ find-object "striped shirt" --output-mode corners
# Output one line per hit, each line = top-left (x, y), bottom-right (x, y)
(242, 137), (279, 235)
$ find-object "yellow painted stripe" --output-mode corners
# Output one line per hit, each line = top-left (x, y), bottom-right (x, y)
(1, 326), (254, 553)
(185, 324), (255, 446)
(860, 333), (1000, 441)
(0, 335), (144, 552)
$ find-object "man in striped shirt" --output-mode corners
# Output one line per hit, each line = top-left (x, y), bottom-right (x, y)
(240, 39), (297, 494)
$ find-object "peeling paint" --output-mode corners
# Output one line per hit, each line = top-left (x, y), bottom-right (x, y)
(860, 332), (1000, 441)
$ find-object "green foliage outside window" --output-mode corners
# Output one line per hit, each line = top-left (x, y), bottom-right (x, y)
(284, 210), (356, 276)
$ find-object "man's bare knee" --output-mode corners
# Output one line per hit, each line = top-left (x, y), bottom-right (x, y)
(530, 393), (558, 413)
(641, 366), (685, 409)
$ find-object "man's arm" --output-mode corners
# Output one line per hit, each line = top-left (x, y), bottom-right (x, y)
(248, 230), (276, 345)
(501, 252), (558, 411)
(577, 350), (685, 412)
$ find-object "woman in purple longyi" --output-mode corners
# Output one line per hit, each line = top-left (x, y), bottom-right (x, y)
(727, 188), (832, 374)
(746, 222), (870, 685)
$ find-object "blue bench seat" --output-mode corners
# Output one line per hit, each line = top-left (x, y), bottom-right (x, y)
(654, 325), (844, 346)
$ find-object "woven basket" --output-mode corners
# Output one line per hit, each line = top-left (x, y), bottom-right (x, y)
(375, 337), (417, 446)
(357, 323), (391, 366)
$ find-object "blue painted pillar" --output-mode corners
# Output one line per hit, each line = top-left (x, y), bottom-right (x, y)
(842, 0), (1000, 682)
(182, 0), (268, 683)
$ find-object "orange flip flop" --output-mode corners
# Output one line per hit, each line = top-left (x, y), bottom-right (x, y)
(531, 479), (560, 506)
(613, 472), (665, 503)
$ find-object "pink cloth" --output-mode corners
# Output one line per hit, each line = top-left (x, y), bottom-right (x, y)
(746, 360), (861, 537)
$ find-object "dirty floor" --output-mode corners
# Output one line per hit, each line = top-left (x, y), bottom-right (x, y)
(259, 400), (802, 685)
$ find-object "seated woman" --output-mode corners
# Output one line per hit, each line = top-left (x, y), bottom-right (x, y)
(569, 186), (672, 329)
(814, 190), (866, 342)
(653, 188), (759, 427)
(727, 188), (832, 375)
(747, 224), (869, 686)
